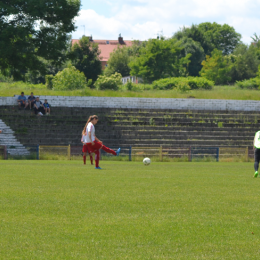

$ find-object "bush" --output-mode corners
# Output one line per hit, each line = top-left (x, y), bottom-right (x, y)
(125, 81), (134, 91)
(45, 75), (54, 89)
(177, 81), (191, 92)
(51, 66), (87, 90)
(0, 72), (13, 83)
(152, 77), (214, 90)
(94, 72), (122, 90)
(236, 78), (260, 89)
(135, 83), (153, 91)
(119, 82), (153, 92)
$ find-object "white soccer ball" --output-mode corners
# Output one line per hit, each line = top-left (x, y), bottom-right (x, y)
(143, 157), (151, 166)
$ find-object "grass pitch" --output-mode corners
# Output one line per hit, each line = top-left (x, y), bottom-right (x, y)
(0, 161), (259, 259)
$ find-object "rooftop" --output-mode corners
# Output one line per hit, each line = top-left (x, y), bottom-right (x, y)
(71, 36), (134, 62)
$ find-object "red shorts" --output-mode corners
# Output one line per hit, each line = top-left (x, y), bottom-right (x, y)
(82, 144), (91, 153)
(86, 141), (102, 154)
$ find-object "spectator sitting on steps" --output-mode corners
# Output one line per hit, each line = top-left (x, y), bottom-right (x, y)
(28, 92), (36, 110)
(43, 99), (51, 115)
(17, 92), (28, 110)
(0, 130), (2, 133)
(34, 97), (45, 116)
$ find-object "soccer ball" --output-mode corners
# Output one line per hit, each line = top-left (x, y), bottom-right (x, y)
(143, 157), (151, 166)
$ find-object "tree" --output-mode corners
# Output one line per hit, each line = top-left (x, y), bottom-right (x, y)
(69, 36), (102, 83)
(129, 38), (191, 82)
(251, 33), (260, 44)
(104, 40), (146, 77)
(25, 36), (73, 84)
(179, 37), (205, 76)
(200, 49), (232, 85)
(173, 22), (241, 56)
(0, 0), (80, 80)
(229, 43), (260, 82)
(104, 46), (131, 77)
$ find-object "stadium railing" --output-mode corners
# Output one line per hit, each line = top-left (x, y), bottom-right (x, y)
(5, 145), (38, 160)
(0, 145), (7, 160)
(0, 145), (254, 162)
(39, 145), (70, 160)
(191, 147), (219, 162)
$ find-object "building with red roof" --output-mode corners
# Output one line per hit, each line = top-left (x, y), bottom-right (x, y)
(71, 35), (133, 69)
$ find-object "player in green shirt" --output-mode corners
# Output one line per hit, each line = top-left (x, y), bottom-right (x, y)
(253, 130), (260, 177)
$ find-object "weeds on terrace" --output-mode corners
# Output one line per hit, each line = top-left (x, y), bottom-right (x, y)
(191, 156), (217, 162)
(218, 122), (223, 127)
(219, 156), (253, 162)
(7, 154), (38, 160)
(115, 109), (124, 113)
(129, 117), (139, 125)
(163, 115), (172, 125)
(15, 127), (28, 134)
(149, 118), (155, 125)
(40, 153), (69, 160)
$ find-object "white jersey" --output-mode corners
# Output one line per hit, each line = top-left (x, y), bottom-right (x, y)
(81, 135), (88, 144)
(255, 131), (260, 148)
(86, 122), (95, 143)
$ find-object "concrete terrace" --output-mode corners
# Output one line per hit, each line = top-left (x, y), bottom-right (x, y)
(0, 95), (259, 151)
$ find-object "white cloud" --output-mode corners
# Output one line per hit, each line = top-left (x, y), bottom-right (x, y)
(73, 0), (260, 44)
(73, 9), (181, 40)
(226, 15), (260, 44)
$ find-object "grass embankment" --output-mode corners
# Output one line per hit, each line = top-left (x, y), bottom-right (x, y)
(1, 81), (260, 100)
(0, 160), (259, 259)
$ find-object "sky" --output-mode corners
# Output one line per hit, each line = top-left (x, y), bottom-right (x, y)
(71, 0), (260, 44)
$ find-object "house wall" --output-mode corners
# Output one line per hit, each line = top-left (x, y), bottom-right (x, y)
(101, 61), (107, 70)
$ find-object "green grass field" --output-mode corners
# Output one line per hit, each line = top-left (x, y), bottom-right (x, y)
(1, 81), (260, 100)
(1, 161), (260, 259)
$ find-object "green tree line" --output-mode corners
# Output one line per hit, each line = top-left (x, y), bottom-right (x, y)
(1, 1), (260, 90)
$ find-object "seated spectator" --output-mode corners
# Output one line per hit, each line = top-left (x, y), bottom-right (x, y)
(0, 130), (2, 133)
(34, 97), (45, 116)
(43, 99), (51, 115)
(17, 92), (28, 110)
(28, 92), (36, 110)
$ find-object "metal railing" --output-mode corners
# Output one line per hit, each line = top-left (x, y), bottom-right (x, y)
(0, 145), (254, 162)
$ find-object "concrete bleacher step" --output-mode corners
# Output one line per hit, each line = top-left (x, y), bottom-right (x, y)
(0, 119), (30, 155)
(0, 106), (258, 148)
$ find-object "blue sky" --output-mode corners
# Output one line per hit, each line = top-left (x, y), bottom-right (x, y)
(71, 0), (260, 44)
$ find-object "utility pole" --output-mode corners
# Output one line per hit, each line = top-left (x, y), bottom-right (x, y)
(154, 30), (163, 39)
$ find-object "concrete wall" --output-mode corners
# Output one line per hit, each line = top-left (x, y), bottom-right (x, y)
(1, 95), (260, 111)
